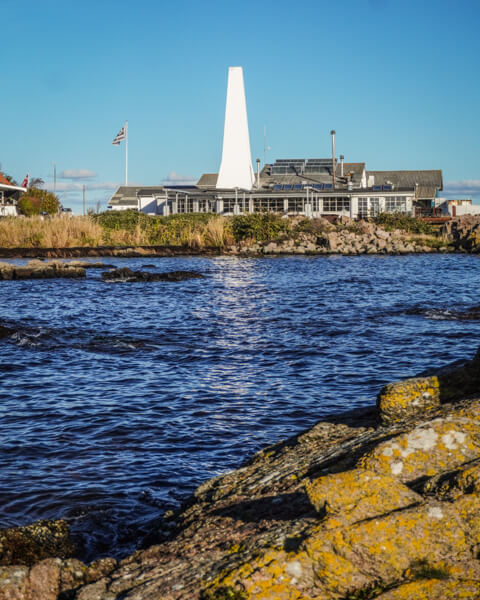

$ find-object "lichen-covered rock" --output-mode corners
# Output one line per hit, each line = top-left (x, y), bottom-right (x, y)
(206, 496), (480, 600)
(374, 578), (480, 599)
(377, 376), (441, 424)
(359, 403), (480, 482)
(305, 468), (421, 526)
(377, 350), (480, 424)
(419, 458), (480, 500)
(0, 520), (76, 567)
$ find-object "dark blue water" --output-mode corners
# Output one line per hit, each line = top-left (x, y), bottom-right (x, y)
(1, 254), (480, 559)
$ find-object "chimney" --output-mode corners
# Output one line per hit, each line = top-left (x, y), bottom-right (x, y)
(256, 158), (260, 189)
(340, 154), (344, 177)
(330, 130), (336, 188)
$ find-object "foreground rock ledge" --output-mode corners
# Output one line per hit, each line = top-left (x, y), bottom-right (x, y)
(2, 351), (480, 599)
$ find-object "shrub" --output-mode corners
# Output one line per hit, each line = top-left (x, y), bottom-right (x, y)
(17, 196), (41, 217)
(376, 212), (435, 235)
(231, 212), (289, 242)
(18, 188), (60, 216)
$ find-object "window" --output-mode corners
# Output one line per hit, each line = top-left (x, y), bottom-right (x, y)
(385, 196), (407, 213)
(358, 198), (368, 218)
(323, 197), (350, 212)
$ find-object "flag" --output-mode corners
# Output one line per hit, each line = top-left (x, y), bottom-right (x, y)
(21, 174), (29, 188)
(112, 124), (126, 145)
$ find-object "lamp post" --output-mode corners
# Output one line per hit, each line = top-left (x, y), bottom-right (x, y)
(331, 130), (336, 188)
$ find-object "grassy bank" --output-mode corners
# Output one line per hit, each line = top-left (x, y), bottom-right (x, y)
(0, 213), (234, 249)
(0, 211), (440, 249)
(0, 212), (298, 249)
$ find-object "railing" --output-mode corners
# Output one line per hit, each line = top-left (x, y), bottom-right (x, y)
(414, 207), (443, 218)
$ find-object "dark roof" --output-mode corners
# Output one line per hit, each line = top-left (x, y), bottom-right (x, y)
(336, 162), (365, 178)
(367, 170), (443, 194)
(109, 186), (142, 206)
(197, 173), (218, 188)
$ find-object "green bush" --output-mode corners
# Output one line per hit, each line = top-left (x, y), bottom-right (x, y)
(231, 212), (289, 242)
(18, 188), (60, 216)
(376, 212), (435, 235)
(17, 196), (41, 217)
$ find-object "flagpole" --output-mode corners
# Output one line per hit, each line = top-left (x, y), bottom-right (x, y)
(125, 120), (128, 185)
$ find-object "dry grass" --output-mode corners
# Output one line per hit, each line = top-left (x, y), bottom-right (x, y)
(0, 214), (236, 249)
(0, 216), (104, 248)
(203, 217), (234, 248)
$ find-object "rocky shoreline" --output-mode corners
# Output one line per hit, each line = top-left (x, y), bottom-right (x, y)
(1, 348), (480, 599)
(0, 215), (478, 259)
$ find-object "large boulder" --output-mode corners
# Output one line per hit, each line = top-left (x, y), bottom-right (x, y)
(378, 376), (441, 424)
(377, 349), (480, 424)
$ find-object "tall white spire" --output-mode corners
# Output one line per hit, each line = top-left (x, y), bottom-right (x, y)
(216, 67), (255, 190)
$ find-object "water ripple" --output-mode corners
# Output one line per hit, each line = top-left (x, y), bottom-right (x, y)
(0, 254), (479, 560)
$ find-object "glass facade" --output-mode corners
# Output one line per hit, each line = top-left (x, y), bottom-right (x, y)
(385, 197), (407, 212)
(322, 198), (350, 212)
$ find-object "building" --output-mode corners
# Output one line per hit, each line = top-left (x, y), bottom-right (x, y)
(434, 197), (480, 217)
(108, 67), (444, 219)
(109, 159), (443, 220)
(0, 173), (26, 216)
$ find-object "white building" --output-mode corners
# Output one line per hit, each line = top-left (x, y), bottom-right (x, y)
(0, 173), (26, 216)
(108, 67), (444, 219)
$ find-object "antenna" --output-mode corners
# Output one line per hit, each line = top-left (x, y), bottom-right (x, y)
(263, 125), (271, 166)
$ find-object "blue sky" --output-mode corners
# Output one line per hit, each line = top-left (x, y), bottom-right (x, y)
(1, 0), (479, 212)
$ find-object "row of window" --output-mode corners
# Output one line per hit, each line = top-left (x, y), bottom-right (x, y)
(170, 195), (408, 215)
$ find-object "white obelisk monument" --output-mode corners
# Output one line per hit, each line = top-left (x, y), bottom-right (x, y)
(216, 67), (255, 190)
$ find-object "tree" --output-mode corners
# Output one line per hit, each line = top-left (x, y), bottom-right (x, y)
(17, 187), (60, 216)
(30, 177), (44, 188)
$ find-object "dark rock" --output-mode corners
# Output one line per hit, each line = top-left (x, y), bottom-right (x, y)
(0, 520), (76, 567)
(0, 260), (86, 281)
(101, 268), (205, 282)
(0, 324), (14, 339)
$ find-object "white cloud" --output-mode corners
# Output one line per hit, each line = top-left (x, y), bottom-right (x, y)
(163, 171), (197, 185)
(443, 180), (480, 197)
(41, 181), (119, 193)
(59, 169), (97, 179)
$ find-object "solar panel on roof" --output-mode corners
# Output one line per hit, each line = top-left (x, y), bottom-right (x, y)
(324, 183), (333, 189)
(383, 185), (393, 191)
(283, 185), (293, 190)
(373, 185), (382, 191)
(273, 184), (283, 190)
(313, 184), (323, 190)
(294, 184), (302, 190)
